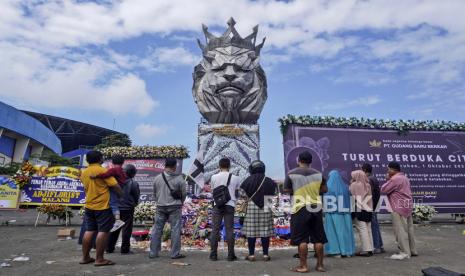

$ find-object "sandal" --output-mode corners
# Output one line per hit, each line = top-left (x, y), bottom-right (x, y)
(290, 267), (309, 273)
(245, 255), (256, 262)
(79, 258), (95, 265)
(94, 260), (115, 267)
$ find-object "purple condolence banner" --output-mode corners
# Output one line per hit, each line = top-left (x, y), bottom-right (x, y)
(283, 125), (465, 213)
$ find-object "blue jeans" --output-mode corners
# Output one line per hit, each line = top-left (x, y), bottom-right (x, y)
(371, 213), (384, 250)
(109, 188), (120, 216)
(149, 206), (182, 258)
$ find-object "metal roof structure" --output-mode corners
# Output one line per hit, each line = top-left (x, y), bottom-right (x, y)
(23, 111), (123, 153)
(0, 101), (61, 154)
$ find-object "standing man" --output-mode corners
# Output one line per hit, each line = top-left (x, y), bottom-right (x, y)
(149, 158), (187, 259)
(362, 163), (385, 254)
(381, 162), (418, 260)
(209, 158), (241, 261)
(80, 150), (123, 266)
(284, 151), (327, 273)
(106, 164), (140, 254)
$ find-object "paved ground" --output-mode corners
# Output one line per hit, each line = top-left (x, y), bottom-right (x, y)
(0, 210), (464, 276)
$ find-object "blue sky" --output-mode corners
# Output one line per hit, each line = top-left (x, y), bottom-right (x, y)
(1, 0), (465, 178)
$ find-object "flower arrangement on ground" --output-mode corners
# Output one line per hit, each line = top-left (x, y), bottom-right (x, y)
(413, 204), (437, 223)
(37, 204), (74, 223)
(134, 201), (156, 223)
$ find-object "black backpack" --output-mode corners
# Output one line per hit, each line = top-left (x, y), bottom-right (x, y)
(213, 173), (232, 208)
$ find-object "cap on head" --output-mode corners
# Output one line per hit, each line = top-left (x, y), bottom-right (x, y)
(249, 160), (265, 174)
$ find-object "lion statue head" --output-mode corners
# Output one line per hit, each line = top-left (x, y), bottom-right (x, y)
(193, 18), (267, 124)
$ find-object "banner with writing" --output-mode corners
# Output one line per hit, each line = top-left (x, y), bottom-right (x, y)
(0, 176), (20, 210)
(20, 166), (85, 206)
(283, 126), (465, 213)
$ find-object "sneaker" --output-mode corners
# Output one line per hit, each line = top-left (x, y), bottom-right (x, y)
(209, 253), (218, 261)
(390, 253), (410, 260)
(171, 254), (186, 259)
(110, 220), (125, 232)
(148, 252), (158, 259)
(227, 255), (238, 262)
(373, 248), (386, 254)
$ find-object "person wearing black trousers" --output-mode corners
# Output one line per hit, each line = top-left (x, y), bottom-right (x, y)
(106, 164), (140, 254)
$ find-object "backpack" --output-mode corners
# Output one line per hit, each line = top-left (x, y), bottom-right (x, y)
(212, 173), (232, 208)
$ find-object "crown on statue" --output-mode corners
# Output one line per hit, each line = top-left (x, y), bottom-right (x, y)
(198, 17), (266, 55)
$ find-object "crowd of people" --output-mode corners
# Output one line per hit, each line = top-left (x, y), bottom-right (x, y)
(78, 149), (417, 273)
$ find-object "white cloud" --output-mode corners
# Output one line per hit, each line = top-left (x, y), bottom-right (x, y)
(1, 0), (465, 113)
(135, 123), (168, 138)
(139, 46), (199, 72)
(316, 95), (381, 111)
(0, 42), (157, 116)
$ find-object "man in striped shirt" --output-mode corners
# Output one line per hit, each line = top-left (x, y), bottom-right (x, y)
(284, 151), (328, 273)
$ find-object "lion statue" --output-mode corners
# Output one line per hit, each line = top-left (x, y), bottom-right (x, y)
(193, 18), (267, 124)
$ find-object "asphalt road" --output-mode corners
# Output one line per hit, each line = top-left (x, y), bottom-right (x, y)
(0, 224), (464, 275)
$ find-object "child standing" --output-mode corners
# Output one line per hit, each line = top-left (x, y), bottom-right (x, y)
(92, 155), (127, 232)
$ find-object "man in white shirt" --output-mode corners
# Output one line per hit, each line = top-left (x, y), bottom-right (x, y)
(209, 158), (241, 261)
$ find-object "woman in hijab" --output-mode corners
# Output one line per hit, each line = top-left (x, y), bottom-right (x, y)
(350, 170), (374, 257)
(241, 160), (278, 262)
(323, 170), (355, 257)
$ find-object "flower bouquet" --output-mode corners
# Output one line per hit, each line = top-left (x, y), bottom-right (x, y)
(413, 204), (437, 223)
(37, 204), (74, 224)
(12, 161), (35, 190)
(134, 201), (156, 224)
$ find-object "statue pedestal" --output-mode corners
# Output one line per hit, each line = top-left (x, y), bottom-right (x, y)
(198, 123), (260, 182)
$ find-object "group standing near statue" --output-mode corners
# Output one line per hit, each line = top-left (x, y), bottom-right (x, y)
(78, 149), (417, 273)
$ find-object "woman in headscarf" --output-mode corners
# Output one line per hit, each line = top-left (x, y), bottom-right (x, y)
(350, 170), (374, 257)
(241, 160), (278, 262)
(323, 170), (355, 257)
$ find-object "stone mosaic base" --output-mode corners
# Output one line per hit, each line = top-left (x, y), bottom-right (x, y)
(198, 123), (259, 182)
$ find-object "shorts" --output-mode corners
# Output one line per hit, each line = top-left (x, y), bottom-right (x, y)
(84, 208), (115, 233)
(109, 188), (120, 215)
(290, 207), (327, 246)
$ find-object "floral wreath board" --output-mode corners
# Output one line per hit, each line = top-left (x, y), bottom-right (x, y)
(279, 115), (465, 135)
(101, 146), (189, 159)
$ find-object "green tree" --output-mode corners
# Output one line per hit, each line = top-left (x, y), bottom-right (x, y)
(0, 162), (21, 176)
(38, 150), (79, 167)
(94, 133), (132, 150)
